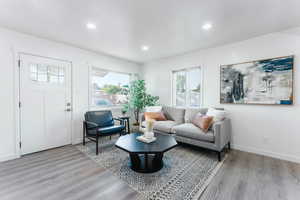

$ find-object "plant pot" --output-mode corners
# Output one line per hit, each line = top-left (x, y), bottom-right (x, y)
(131, 124), (140, 132)
(133, 122), (140, 126)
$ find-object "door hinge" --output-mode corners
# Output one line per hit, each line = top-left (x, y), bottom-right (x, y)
(19, 102), (21, 108)
(18, 60), (21, 68)
(19, 142), (22, 149)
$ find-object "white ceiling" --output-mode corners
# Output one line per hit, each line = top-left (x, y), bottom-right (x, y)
(0, 0), (300, 63)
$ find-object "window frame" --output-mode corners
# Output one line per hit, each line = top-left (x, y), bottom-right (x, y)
(172, 66), (203, 108)
(88, 66), (133, 109)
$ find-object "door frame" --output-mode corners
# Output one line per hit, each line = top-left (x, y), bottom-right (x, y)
(15, 52), (74, 157)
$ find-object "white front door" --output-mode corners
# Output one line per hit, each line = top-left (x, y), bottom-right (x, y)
(19, 54), (72, 155)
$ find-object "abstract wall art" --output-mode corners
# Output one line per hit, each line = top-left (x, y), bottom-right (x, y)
(220, 56), (294, 105)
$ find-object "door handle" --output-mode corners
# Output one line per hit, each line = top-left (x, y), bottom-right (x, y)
(65, 108), (72, 112)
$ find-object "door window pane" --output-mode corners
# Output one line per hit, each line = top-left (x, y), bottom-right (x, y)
(48, 66), (60, 83)
(58, 67), (65, 83)
(29, 63), (65, 84)
(37, 64), (48, 82)
(30, 63), (38, 81)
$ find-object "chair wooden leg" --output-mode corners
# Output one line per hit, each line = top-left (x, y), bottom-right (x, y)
(127, 120), (130, 134)
(218, 151), (221, 162)
(83, 122), (86, 146)
(228, 142), (231, 150)
(96, 136), (99, 155)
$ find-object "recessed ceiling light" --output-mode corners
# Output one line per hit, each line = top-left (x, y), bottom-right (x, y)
(86, 23), (96, 30)
(141, 45), (149, 51)
(202, 23), (212, 30)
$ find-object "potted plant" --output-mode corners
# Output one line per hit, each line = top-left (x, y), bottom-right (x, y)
(128, 80), (159, 126)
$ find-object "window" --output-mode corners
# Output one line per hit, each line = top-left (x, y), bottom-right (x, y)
(90, 68), (131, 107)
(30, 63), (65, 84)
(172, 67), (202, 107)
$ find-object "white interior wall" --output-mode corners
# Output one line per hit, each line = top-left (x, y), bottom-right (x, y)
(0, 27), (141, 162)
(1, 25), (300, 164)
(142, 28), (300, 163)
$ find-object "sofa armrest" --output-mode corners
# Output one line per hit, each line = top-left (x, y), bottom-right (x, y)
(213, 118), (231, 151)
(113, 117), (124, 125)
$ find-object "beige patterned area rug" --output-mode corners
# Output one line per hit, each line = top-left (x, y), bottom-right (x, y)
(77, 136), (225, 200)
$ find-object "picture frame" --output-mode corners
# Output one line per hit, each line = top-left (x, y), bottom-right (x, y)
(220, 55), (294, 105)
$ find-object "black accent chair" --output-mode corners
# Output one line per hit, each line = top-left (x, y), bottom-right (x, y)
(83, 110), (126, 155)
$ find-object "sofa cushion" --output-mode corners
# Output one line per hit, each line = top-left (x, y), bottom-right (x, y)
(153, 120), (177, 133)
(184, 108), (208, 123)
(173, 123), (215, 142)
(144, 112), (167, 121)
(162, 106), (185, 124)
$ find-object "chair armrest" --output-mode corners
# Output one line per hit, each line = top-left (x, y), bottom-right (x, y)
(213, 118), (231, 151)
(84, 120), (99, 130)
(113, 118), (124, 125)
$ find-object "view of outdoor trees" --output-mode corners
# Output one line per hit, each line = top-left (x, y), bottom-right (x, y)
(174, 67), (201, 107)
(91, 70), (130, 106)
(175, 71), (186, 106)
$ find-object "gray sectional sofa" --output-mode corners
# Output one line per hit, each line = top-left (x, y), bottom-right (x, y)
(140, 106), (231, 161)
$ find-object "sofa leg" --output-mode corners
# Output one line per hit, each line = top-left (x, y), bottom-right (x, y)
(228, 142), (231, 150)
(218, 151), (221, 162)
(96, 136), (99, 155)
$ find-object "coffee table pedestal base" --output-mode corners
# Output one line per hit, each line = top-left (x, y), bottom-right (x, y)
(129, 153), (163, 173)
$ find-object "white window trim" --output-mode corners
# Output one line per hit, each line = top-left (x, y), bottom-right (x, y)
(171, 66), (203, 108)
(88, 65), (134, 110)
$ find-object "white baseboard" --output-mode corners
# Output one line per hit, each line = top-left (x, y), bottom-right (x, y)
(232, 144), (300, 164)
(0, 154), (19, 162)
(72, 138), (83, 145)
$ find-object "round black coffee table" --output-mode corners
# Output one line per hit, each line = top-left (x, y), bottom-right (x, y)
(115, 133), (177, 173)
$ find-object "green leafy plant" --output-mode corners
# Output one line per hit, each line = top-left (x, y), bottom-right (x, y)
(127, 80), (159, 125)
(101, 84), (122, 95)
(121, 103), (129, 115)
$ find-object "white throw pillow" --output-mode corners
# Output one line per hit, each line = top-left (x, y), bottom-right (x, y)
(206, 108), (226, 122)
(145, 106), (162, 112)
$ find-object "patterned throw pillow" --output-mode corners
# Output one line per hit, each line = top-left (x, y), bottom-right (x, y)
(192, 114), (214, 133)
(144, 112), (167, 121)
